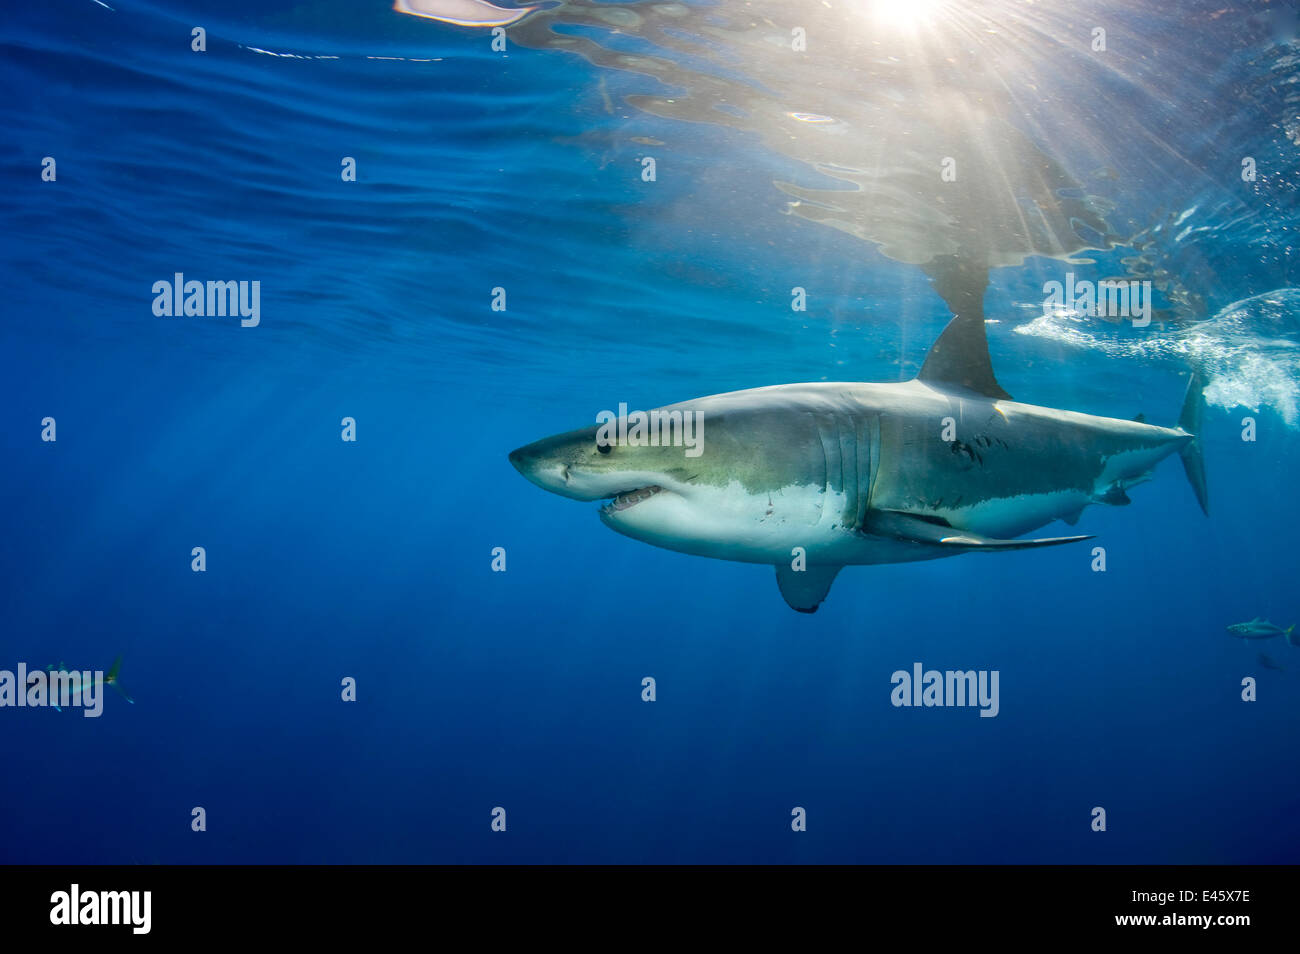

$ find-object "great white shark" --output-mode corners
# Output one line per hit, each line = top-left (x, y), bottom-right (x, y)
(509, 303), (1208, 613)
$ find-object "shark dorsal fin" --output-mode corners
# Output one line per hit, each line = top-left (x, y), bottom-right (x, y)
(917, 311), (1011, 399)
(916, 257), (1011, 400)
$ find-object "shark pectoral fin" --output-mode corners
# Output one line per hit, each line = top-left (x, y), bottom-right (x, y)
(863, 511), (1093, 551)
(1062, 508), (1084, 526)
(932, 532), (1094, 550)
(774, 564), (842, 614)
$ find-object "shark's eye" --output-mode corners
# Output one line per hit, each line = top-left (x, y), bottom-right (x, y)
(596, 441), (612, 455)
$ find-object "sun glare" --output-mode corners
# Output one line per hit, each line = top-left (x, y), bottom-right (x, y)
(868, 0), (944, 32)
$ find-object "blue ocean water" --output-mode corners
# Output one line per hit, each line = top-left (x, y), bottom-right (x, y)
(1, 0), (1298, 863)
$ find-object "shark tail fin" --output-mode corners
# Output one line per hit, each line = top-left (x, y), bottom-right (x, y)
(1287, 625), (1297, 647)
(106, 656), (134, 704)
(1177, 368), (1209, 516)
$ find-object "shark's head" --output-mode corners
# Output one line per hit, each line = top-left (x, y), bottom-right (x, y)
(508, 402), (831, 567)
(508, 425), (703, 538)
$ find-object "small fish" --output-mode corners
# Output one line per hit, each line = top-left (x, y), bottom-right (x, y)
(1226, 618), (1296, 641)
(1257, 653), (1285, 672)
(44, 657), (134, 711)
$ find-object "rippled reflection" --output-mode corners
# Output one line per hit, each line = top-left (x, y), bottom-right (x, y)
(396, 0), (1131, 318)
(395, 0), (1298, 366)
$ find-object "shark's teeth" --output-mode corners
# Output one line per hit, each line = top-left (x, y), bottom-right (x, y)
(601, 485), (664, 514)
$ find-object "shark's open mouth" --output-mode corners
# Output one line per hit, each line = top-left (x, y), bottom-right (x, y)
(600, 485), (664, 515)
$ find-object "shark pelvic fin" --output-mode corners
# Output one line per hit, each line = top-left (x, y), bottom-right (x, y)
(774, 564), (842, 614)
(917, 256), (1011, 400)
(863, 510), (1092, 550)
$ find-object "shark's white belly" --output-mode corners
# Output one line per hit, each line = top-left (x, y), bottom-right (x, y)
(599, 479), (859, 564)
(599, 479), (951, 565)
(932, 489), (1095, 538)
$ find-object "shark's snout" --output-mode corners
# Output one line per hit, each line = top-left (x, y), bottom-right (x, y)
(507, 443), (551, 484)
(508, 439), (588, 499)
